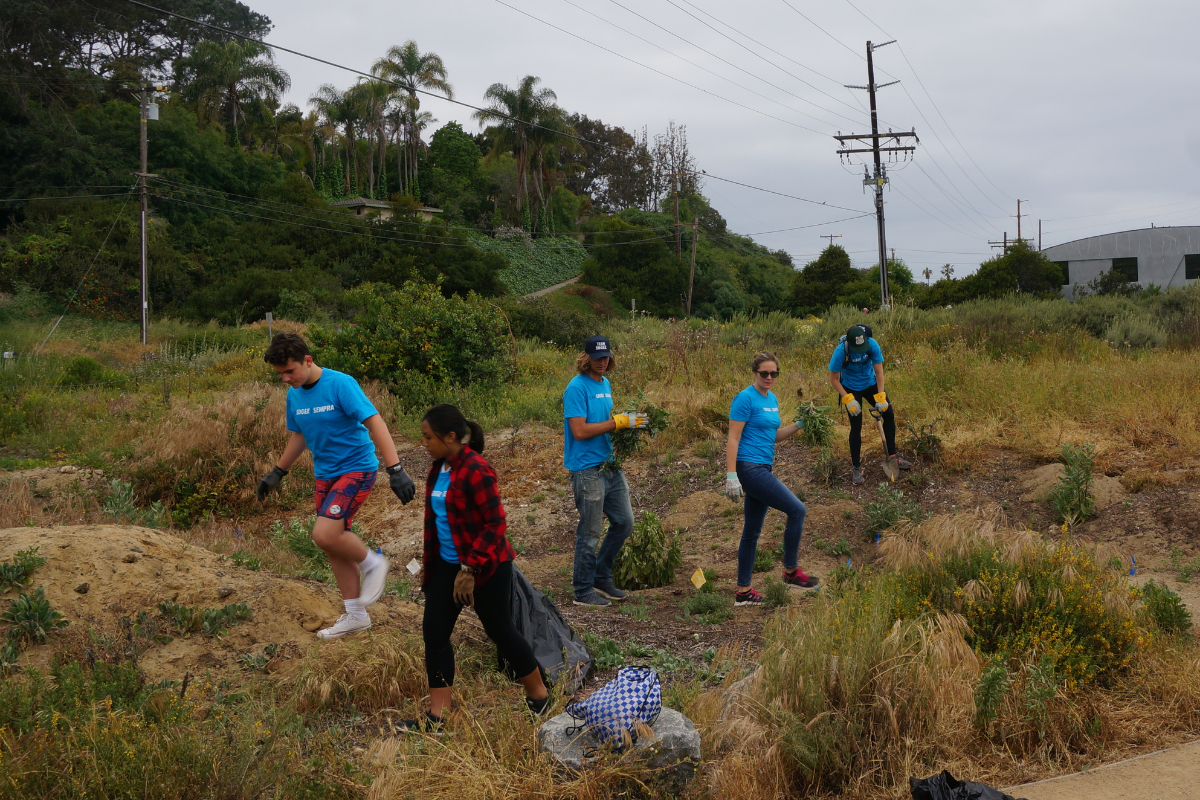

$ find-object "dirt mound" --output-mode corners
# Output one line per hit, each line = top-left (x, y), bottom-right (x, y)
(0, 525), (420, 681)
(1019, 464), (1130, 509)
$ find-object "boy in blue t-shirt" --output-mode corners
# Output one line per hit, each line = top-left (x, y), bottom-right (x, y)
(563, 335), (647, 607)
(257, 333), (416, 639)
(827, 324), (912, 485)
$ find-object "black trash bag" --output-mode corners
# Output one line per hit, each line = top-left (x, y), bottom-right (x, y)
(910, 770), (1026, 800)
(498, 565), (593, 692)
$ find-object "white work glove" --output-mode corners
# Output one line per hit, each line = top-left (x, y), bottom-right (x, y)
(613, 412), (649, 430)
(841, 393), (862, 417)
(725, 472), (743, 500)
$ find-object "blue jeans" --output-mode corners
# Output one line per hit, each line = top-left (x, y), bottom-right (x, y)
(736, 461), (806, 587)
(570, 467), (634, 598)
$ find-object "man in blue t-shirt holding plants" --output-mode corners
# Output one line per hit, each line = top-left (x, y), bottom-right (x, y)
(562, 334), (647, 608)
(828, 324), (912, 486)
(257, 333), (416, 639)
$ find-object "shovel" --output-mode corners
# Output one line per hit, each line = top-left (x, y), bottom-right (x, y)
(869, 405), (899, 482)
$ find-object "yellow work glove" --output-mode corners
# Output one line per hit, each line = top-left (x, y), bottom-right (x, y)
(841, 393), (862, 417)
(613, 413), (648, 431)
(873, 392), (889, 413)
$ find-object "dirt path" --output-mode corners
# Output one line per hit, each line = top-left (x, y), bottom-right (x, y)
(1007, 739), (1200, 799)
(522, 274), (581, 298)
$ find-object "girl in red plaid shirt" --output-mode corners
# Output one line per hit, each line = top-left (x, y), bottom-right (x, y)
(397, 404), (550, 734)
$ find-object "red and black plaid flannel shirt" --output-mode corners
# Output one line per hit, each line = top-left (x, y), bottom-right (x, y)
(422, 446), (514, 587)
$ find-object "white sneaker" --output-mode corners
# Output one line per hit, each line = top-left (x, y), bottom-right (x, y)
(316, 614), (371, 639)
(359, 553), (390, 607)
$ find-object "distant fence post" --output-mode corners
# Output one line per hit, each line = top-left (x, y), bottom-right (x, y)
(265, 312), (273, 340)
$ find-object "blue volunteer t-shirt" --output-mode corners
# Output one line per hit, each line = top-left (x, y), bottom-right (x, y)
(563, 373), (614, 471)
(430, 463), (458, 564)
(729, 385), (781, 466)
(285, 368), (380, 480)
(829, 338), (884, 391)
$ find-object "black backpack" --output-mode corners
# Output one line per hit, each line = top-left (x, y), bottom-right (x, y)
(836, 324), (873, 368)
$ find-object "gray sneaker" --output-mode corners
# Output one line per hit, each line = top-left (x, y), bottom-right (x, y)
(889, 453), (914, 470)
(851, 466), (865, 485)
(594, 580), (627, 601)
(572, 591), (611, 607)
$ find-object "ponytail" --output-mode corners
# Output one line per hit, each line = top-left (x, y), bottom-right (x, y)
(422, 403), (487, 453)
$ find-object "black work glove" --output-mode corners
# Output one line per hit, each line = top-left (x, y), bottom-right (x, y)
(386, 463), (415, 504)
(256, 466), (288, 502)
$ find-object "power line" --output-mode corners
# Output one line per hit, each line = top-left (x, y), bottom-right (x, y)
(777, 0), (863, 59)
(660, 0), (864, 121)
(0, 192), (137, 202)
(1043, 197), (1200, 222)
(491, 0), (831, 135)
(117, 0), (861, 213)
(38, 186), (138, 354)
(581, 0), (850, 129)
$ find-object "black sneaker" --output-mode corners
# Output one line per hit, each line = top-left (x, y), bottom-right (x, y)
(573, 591), (611, 607)
(593, 580), (627, 601)
(734, 587), (765, 606)
(396, 711), (444, 736)
(526, 695), (552, 717)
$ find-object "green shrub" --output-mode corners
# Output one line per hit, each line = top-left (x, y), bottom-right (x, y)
(495, 295), (597, 346)
(797, 401), (834, 447)
(309, 281), (512, 408)
(762, 576), (791, 608)
(270, 516), (332, 583)
(864, 483), (924, 533)
(583, 634), (624, 670)
(812, 445), (838, 484)
(0, 547), (46, 592)
(229, 550), (261, 571)
(2, 587), (68, 644)
(157, 600), (252, 638)
(103, 479), (167, 528)
(1048, 443), (1095, 525)
(466, 230), (586, 296)
(1140, 580), (1192, 635)
(612, 511), (683, 590)
(605, 396), (670, 471)
(681, 591), (733, 624)
(59, 354), (127, 388)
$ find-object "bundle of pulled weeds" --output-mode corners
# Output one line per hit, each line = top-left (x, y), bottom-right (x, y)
(694, 508), (1200, 800)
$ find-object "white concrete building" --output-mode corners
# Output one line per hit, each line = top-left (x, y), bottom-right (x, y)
(1041, 226), (1200, 298)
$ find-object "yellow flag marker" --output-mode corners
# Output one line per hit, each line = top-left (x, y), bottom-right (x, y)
(691, 568), (707, 590)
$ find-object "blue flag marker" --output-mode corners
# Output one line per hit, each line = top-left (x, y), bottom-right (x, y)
(846, 558), (853, 570)
(874, 531), (882, 545)
(1129, 555), (1137, 576)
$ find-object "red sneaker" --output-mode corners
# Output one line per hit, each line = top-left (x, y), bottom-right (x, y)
(782, 568), (820, 589)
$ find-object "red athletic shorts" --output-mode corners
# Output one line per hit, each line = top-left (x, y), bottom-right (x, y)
(313, 471), (376, 527)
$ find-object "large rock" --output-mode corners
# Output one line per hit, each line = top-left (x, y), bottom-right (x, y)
(537, 707), (701, 788)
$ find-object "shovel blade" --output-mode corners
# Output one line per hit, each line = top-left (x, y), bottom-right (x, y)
(882, 459), (899, 482)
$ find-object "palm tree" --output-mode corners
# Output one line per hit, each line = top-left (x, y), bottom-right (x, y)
(526, 107), (577, 231)
(348, 79), (392, 198)
(372, 41), (452, 196)
(177, 39), (290, 148)
(473, 76), (557, 219)
(309, 84), (360, 197)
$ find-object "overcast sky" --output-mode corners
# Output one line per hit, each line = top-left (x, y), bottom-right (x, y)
(250, 0), (1200, 277)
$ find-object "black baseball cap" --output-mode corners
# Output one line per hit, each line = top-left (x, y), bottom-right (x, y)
(584, 335), (612, 359)
(846, 325), (870, 354)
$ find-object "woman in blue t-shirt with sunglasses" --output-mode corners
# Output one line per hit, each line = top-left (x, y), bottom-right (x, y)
(724, 351), (819, 606)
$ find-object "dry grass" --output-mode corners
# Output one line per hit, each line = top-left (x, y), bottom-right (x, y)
(290, 631), (428, 714)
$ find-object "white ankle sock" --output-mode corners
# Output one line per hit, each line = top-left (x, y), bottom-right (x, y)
(344, 598), (367, 619)
(360, 549), (383, 571)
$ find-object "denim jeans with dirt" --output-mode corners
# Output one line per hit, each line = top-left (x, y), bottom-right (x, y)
(570, 466), (634, 599)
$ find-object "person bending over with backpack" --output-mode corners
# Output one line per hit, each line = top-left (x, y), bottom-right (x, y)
(725, 351), (819, 606)
(828, 324), (912, 486)
(397, 404), (550, 734)
(258, 333), (415, 640)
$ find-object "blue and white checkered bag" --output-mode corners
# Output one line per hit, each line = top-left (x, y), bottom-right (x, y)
(565, 666), (661, 748)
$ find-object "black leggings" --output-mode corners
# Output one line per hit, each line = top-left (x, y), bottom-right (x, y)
(423, 555), (538, 689)
(845, 383), (897, 467)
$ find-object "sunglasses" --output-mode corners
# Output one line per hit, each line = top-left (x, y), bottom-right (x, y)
(756, 370), (780, 379)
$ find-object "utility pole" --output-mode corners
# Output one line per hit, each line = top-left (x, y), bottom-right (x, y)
(1013, 199), (1028, 245)
(821, 233), (842, 248)
(686, 217), (698, 315)
(665, 172), (684, 260)
(138, 86), (149, 345)
(988, 232), (1009, 253)
(1038, 219), (1042, 251)
(835, 40), (917, 310)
